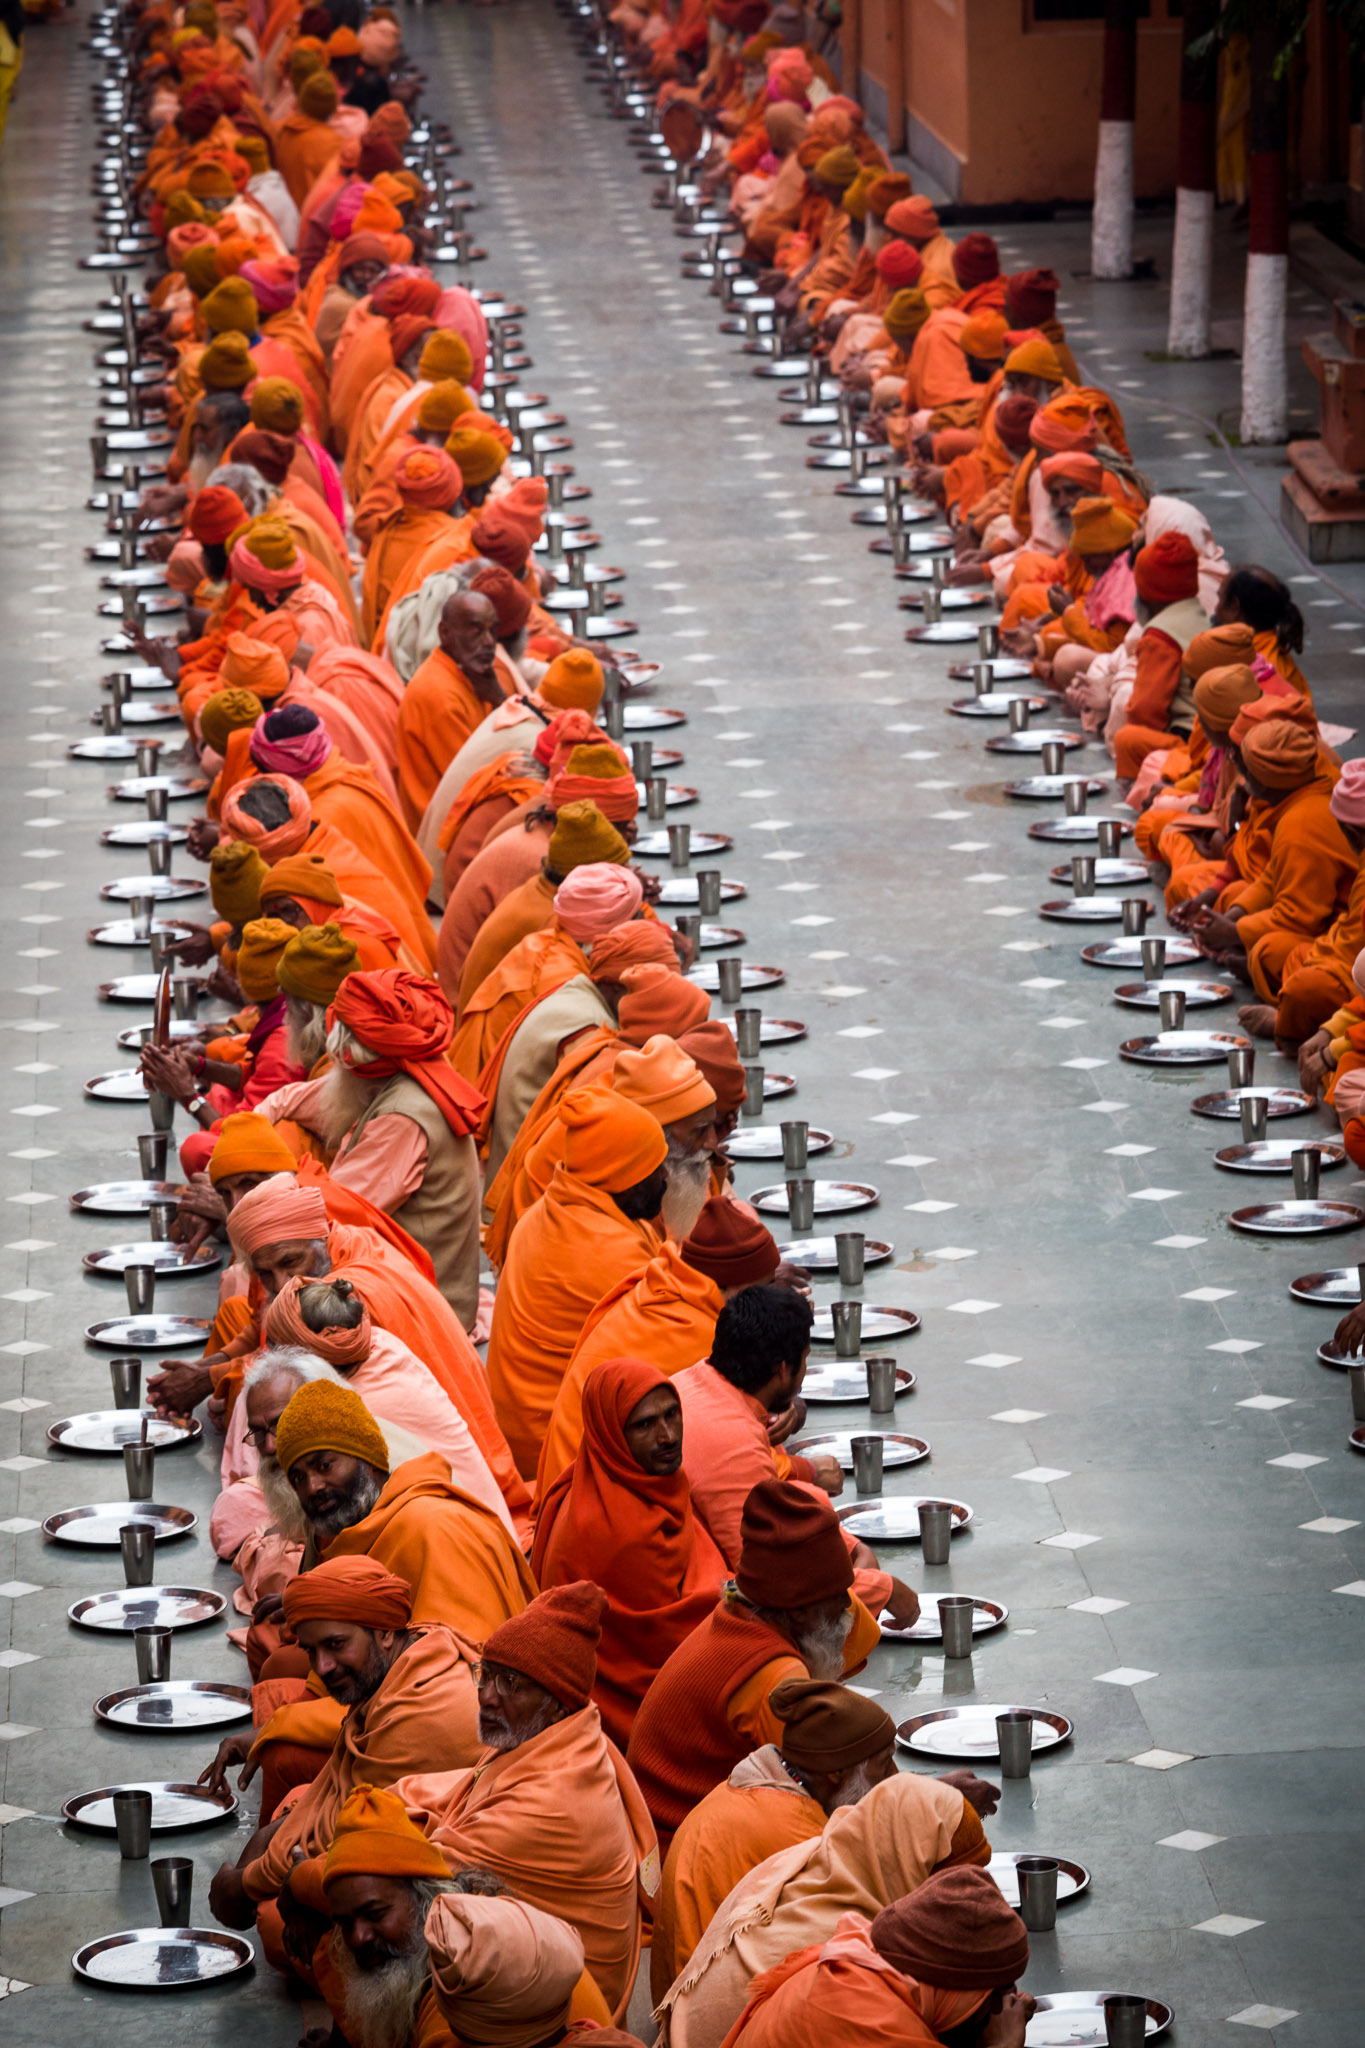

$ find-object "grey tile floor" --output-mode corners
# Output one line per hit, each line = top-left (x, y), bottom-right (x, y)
(0, 2), (1361, 2043)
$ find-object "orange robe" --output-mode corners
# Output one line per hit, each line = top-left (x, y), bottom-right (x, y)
(274, 111), (344, 209)
(328, 302), (393, 455)
(718, 1919), (978, 2048)
(486, 1162), (662, 1477)
(344, 366), (411, 505)
(456, 871), (556, 1013)
(438, 815), (554, 1000)
(263, 307), (332, 441)
(537, 1244), (725, 1492)
(305, 643), (406, 777)
(298, 750), (435, 939)
(361, 505), (460, 649)
(1274, 855), (1365, 1041)
(480, 1024), (623, 1269)
(1217, 779), (1357, 1001)
(373, 510), (479, 653)
(450, 924), (589, 1084)
(304, 817), (437, 975)
(396, 647), (506, 832)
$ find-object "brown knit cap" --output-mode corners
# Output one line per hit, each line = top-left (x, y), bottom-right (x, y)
(735, 1478), (854, 1608)
(770, 1676), (896, 1770)
(870, 1866), (1030, 1990)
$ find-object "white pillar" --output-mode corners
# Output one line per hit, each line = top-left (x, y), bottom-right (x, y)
(1240, 249), (1289, 443)
(1091, 118), (1134, 281)
(1167, 185), (1214, 357)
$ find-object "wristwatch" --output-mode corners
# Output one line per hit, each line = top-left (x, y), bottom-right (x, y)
(185, 1092), (207, 1117)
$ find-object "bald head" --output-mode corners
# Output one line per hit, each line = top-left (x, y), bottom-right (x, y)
(438, 590), (499, 689)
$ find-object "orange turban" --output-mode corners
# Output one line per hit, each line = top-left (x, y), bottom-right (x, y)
(416, 380), (473, 434)
(282, 1554), (411, 1629)
(424, 1895), (585, 2048)
(200, 687), (263, 756)
(262, 851), (344, 910)
(182, 243), (224, 298)
(1230, 691), (1317, 744)
(540, 650), (604, 713)
(470, 501), (531, 575)
(1239, 717), (1320, 790)
(613, 1035), (716, 1123)
(276, 1379), (388, 1478)
(230, 519), (304, 595)
(1192, 664), (1260, 737)
(394, 445), (462, 510)
(209, 837), (267, 922)
(208, 1113), (300, 1185)
(616, 962), (709, 1044)
(324, 1785), (450, 1887)
(1004, 338), (1065, 385)
(1069, 496), (1136, 557)
(226, 1171), (329, 1257)
(1185, 624), (1257, 677)
(678, 1021), (746, 1115)
(884, 195), (939, 240)
(250, 610), (302, 663)
(1134, 531), (1199, 607)
(959, 312), (1007, 359)
(444, 427), (506, 487)
(186, 158), (235, 198)
(1030, 395), (1099, 454)
(277, 922), (359, 1005)
(546, 800), (629, 873)
(264, 1271), (372, 1365)
(221, 774), (312, 860)
(329, 969), (484, 1140)
(865, 171), (911, 220)
(500, 477), (549, 542)
(588, 920), (679, 982)
(221, 634), (292, 701)
(1039, 453), (1103, 492)
(546, 743), (637, 823)
(560, 1086), (668, 1192)
(190, 485), (247, 546)
(235, 915), (295, 1002)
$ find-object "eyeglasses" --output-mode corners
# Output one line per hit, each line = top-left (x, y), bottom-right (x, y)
(245, 1422), (281, 1450)
(472, 1662), (535, 1699)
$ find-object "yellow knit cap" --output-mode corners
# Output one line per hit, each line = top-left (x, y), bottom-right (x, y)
(275, 1379), (390, 1478)
(235, 915), (296, 1002)
(419, 330), (474, 384)
(250, 378), (305, 436)
(199, 331), (254, 390)
(277, 922), (360, 1006)
(539, 649), (604, 712)
(416, 379), (473, 434)
(444, 427), (506, 488)
(209, 838), (267, 924)
(202, 277), (259, 336)
(548, 798), (629, 873)
(199, 687), (263, 757)
(241, 518), (299, 571)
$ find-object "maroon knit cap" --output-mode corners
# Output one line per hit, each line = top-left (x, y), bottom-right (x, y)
(735, 1478), (853, 1608)
(870, 1867), (1030, 1989)
(682, 1197), (780, 1291)
(1005, 265), (1059, 328)
(952, 233), (999, 290)
(481, 1581), (605, 1710)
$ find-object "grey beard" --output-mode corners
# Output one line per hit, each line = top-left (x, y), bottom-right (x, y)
(312, 1063), (376, 1149)
(477, 1694), (563, 1754)
(257, 1451), (309, 1543)
(795, 1607), (854, 1681)
(306, 1463), (384, 1541)
(185, 445), (218, 495)
(661, 1145), (712, 1242)
(284, 997), (329, 1071)
(328, 1924), (428, 2048)
(826, 1757), (876, 1811)
(1053, 510), (1073, 544)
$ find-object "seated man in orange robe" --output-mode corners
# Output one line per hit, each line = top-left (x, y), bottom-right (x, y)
(1265, 760), (1365, 1050)
(1110, 531), (1211, 783)
(360, 444), (464, 647)
(395, 588), (508, 830)
(1134, 655), (1261, 910)
(531, 1359), (728, 1752)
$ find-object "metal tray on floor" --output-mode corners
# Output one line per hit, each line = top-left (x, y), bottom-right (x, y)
(68, 1586), (226, 1633)
(1191, 1085), (1315, 1119)
(48, 1411), (200, 1454)
(790, 1430), (928, 1469)
(722, 1126), (832, 1160)
(72, 1925), (254, 1990)
(81, 1242), (221, 1279)
(94, 1680), (252, 1732)
(63, 1781), (235, 1834)
(1289, 1269), (1360, 1306)
(1113, 978), (1231, 1010)
(695, 924), (747, 951)
(896, 1704), (1072, 1762)
(1029, 814), (1132, 843)
(687, 961), (783, 992)
(100, 877), (205, 903)
(83, 1069), (150, 1101)
(947, 657), (1034, 682)
(899, 588), (991, 611)
(1316, 1336), (1361, 1368)
(1350, 1425), (1365, 1454)
(107, 777), (208, 803)
(622, 704), (687, 731)
(116, 1021), (210, 1051)
(1047, 857), (1149, 888)
(751, 1180), (876, 1216)
(84, 1314), (213, 1350)
(758, 1072), (797, 1100)
(87, 920), (194, 948)
(99, 823), (188, 849)
(1006, 775), (1108, 801)
(1040, 896), (1142, 924)
(775, 1235), (893, 1271)
(633, 830), (732, 858)
(988, 1853), (1089, 1909)
(1229, 1200), (1365, 1237)
(44, 1502), (197, 1546)
(719, 1015), (806, 1045)
(836, 1495), (972, 1540)
(881, 1594), (1007, 1642)
(98, 974), (207, 1004)
(811, 1304), (919, 1341)
(1081, 936), (1200, 969)
(986, 729), (1086, 755)
(1119, 1030), (1250, 1064)
(948, 692), (1050, 718)
(69, 1181), (187, 1214)
(1024, 1993), (1171, 2046)
(656, 876), (746, 905)
(905, 621), (989, 645)
(1215, 1140), (1345, 1172)
(802, 1360), (913, 1403)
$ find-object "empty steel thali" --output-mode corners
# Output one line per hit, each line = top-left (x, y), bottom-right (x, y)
(70, 1180), (187, 1214)
(791, 1430), (929, 1469)
(63, 1781), (235, 1833)
(881, 1594), (1007, 1642)
(45, 1502), (197, 1546)
(82, 1242), (221, 1278)
(68, 1586), (226, 1633)
(719, 1015), (806, 1045)
(1040, 896), (1144, 924)
(93, 1680), (252, 1732)
(722, 1125), (832, 1160)
(84, 1313), (213, 1349)
(72, 1926), (255, 1990)
(751, 1180), (877, 1216)
(47, 1411), (200, 1454)
(836, 1495), (972, 1540)
(1228, 1200), (1365, 1237)
(775, 1235), (893, 1271)
(802, 1360), (913, 1403)
(987, 1853), (1089, 1910)
(811, 1304), (919, 1341)
(1024, 1993), (1171, 2046)
(1119, 1030), (1250, 1065)
(1289, 1269), (1360, 1306)
(896, 1704), (1073, 1761)
(688, 961), (784, 992)
(1214, 1140), (1344, 1173)
(1113, 979), (1231, 1010)
(1191, 1086), (1314, 1120)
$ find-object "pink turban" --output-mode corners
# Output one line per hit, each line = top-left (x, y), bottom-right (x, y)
(554, 863), (644, 942)
(358, 17), (401, 65)
(1330, 758), (1365, 827)
(433, 285), (488, 392)
(168, 221), (218, 267)
(229, 533), (305, 595)
(330, 181), (374, 244)
(164, 539), (206, 594)
(226, 1173), (329, 1259)
(239, 256), (299, 314)
(249, 706), (333, 778)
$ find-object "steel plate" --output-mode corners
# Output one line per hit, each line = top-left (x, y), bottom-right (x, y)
(656, 876), (746, 905)
(69, 1181), (187, 1215)
(948, 692), (1051, 718)
(790, 1430), (929, 1469)
(84, 1314), (213, 1349)
(719, 1015), (806, 1045)
(774, 1234), (894, 1271)
(116, 1021), (211, 1051)
(1047, 857), (1150, 887)
(44, 1502), (197, 1545)
(1005, 775), (1108, 801)
(94, 1680), (252, 1731)
(72, 1926), (254, 1990)
(811, 1304), (920, 1342)
(881, 1594), (1007, 1642)
(802, 1361), (913, 1403)
(108, 777), (207, 802)
(616, 662), (662, 690)
(1040, 896), (1144, 924)
(947, 657), (1035, 682)
(896, 1704), (1073, 1761)
(634, 830), (732, 858)
(98, 973), (207, 1005)
(722, 1126), (832, 1161)
(99, 876), (205, 902)
(759, 1072), (797, 1100)
(99, 823), (189, 848)
(1081, 936), (1202, 969)
(1113, 979), (1231, 1009)
(83, 1069), (150, 1101)
(622, 704), (687, 732)
(1289, 1269), (1360, 1306)
(898, 588), (991, 611)
(1229, 1200), (1365, 1237)
(903, 621), (987, 645)
(47, 1411), (200, 1454)
(81, 1242), (221, 1278)
(1191, 1086), (1315, 1120)
(1119, 1030), (1251, 1065)
(696, 924), (747, 951)
(87, 920), (194, 948)
(1316, 1336), (1360, 1369)
(631, 780), (696, 808)
(1029, 815), (1133, 843)
(836, 1494), (971, 1540)
(67, 736), (155, 761)
(91, 700), (181, 726)
(985, 729), (1086, 755)
(988, 1854), (1089, 1910)
(750, 1179), (878, 1216)
(687, 961), (784, 992)
(68, 1586), (226, 1633)
(63, 1781), (236, 1834)
(1025, 1993), (1171, 2046)
(1215, 1140), (1345, 1173)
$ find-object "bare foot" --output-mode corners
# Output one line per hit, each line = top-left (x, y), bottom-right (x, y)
(1238, 1002), (1278, 1039)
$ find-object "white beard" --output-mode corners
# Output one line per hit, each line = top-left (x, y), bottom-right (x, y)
(328, 1928), (429, 2048)
(257, 1451), (308, 1543)
(796, 1606), (854, 1681)
(826, 1758), (876, 1811)
(284, 998), (328, 1070)
(661, 1146), (712, 1241)
(311, 1063), (376, 1149)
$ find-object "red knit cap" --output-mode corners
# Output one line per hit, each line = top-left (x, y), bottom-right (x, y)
(481, 1581), (606, 1710)
(471, 501), (531, 574)
(1005, 265), (1058, 328)
(683, 1196), (780, 1290)
(190, 485), (248, 545)
(735, 1478), (854, 1608)
(678, 1021), (746, 1116)
(874, 241), (923, 290)
(870, 1866), (1030, 1990)
(470, 564), (532, 639)
(952, 232), (998, 289)
(1134, 530), (1200, 607)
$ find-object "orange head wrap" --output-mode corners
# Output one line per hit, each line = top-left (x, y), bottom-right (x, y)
(546, 800), (629, 873)
(199, 332), (254, 391)
(416, 379), (473, 434)
(499, 477), (548, 543)
(553, 864), (644, 942)
(678, 1020), (746, 1115)
(683, 1195), (780, 1289)
(329, 969), (484, 1140)
(1192, 664), (1260, 737)
(1069, 496), (1136, 558)
(588, 919), (679, 982)
(1030, 395), (1099, 454)
(616, 961), (709, 1045)
(221, 631), (291, 700)
(1185, 623), (1257, 677)
(546, 743), (638, 824)
(221, 773), (313, 860)
(264, 1272), (373, 1366)
(559, 1085), (668, 1192)
(282, 1553), (410, 1629)
(959, 312), (1007, 360)
(1039, 452), (1103, 493)
(444, 427), (506, 488)
(613, 1034), (716, 1124)
(418, 328), (473, 384)
(262, 851), (344, 912)
(208, 1111), (300, 1185)
(324, 1784), (451, 1888)
(1004, 338), (1065, 385)
(1238, 717), (1320, 790)
(226, 1171), (329, 1257)
(202, 276), (259, 336)
(250, 377), (305, 437)
(470, 500), (531, 574)
(394, 445), (462, 510)
(539, 650), (604, 713)
(190, 484), (247, 547)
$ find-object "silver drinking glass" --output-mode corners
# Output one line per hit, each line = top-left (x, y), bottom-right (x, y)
(831, 1299), (862, 1359)
(152, 1857), (193, 1928)
(148, 1087), (175, 1132)
(918, 1500), (952, 1564)
(1227, 1046), (1255, 1088)
(668, 824), (692, 871)
(1097, 819), (1121, 858)
(136, 1131), (168, 1178)
(110, 1356), (141, 1410)
(1016, 1855), (1059, 1932)
(1040, 741), (1065, 775)
(866, 1357), (896, 1412)
(172, 980), (199, 1021)
(120, 1521), (155, 1586)
(134, 1623), (171, 1683)
(145, 785), (168, 822)
(938, 1595), (976, 1660)
(1141, 938), (1167, 982)
(135, 741), (159, 777)
(851, 1435), (883, 1495)
(674, 913), (702, 949)
(978, 621), (999, 658)
(971, 661), (994, 698)
(697, 870), (722, 917)
(147, 1200), (175, 1242)
(1240, 1094), (1268, 1143)
(835, 1232), (865, 1287)
(786, 1179), (815, 1234)
(1120, 898), (1150, 937)
(1071, 855), (1095, 894)
(717, 956), (743, 1004)
(735, 1007), (762, 1059)
(1348, 1362), (1365, 1423)
(646, 776), (667, 822)
(1008, 697), (1030, 735)
(742, 1063), (765, 1117)
(996, 1709), (1034, 1779)
(128, 892), (153, 940)
(1292, 1147), (1321, 1201)
(114, 1788), (152, 1860)
(1063, 778), (1088, 816)
(123, 1441), (155, 1501)
(1103, 1996), (1148, 2048)
(630, 739), (654, 780)
(147, 836), (171, 878)
(102, 700), (123, 736)
(921, 589), (942, 625)
(124, 1263), (155, 1314)
(1158, 988), (1186, 1034)
(780, 1121), (808, 1173)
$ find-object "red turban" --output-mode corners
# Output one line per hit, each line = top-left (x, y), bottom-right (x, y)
(1134, 531), (1200, 607)
(1005, 266), (1059, 328)
(1040, 452), (1104, 491)
(1029, 401), (1099, 455)
(282, 1554), (412, 1628)
(952, 232), (998, 289)
(499, 476), (549, 541)
(469, 564), (532, 639)
(884, 195), (939, 241)
(871, 1867), (1029, 1990)
(678, 1020), (746, 1114)
(873, 241), (923, 290)
(481, 1582), (606, 1710)
(231, 427), (293, 487)
(338, 230), (391, 271)
(683, 1197), (780, 1289)
(371, 271), (442, 322)
(470, 501), (532, 574)
(329, 969), (484, 1138)
(993, 392), (1038, 454)
(190, 485), (247, 545)
(616, 962), (710, 1043)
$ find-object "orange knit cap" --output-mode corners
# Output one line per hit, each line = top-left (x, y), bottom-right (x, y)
(1004, 337), (1065, 384)
(559, 1085), (668, 1191)
(444, 427), (506, 487)
(283, 1554), (410, 1629)
(616, 962), (709, 1045)
(613, 1034), (716, 1123)
(208, 1110), (299, 1184)
(277, 922), (359, 1005)
(1239, 717), (1320, 790)
(1185, 623), (1257, 677)
(1192, 664), (1260, 736)
(273, 1376), (389, 1475)
(323, 1784), (450, 1887)
(418, 328), (473, 384)
(221, 633), (291, 700)
(500, 476), (549, 542)
(960, 312), (1007, 359)
(539, 649), (604, 712)
(1068, 496), (1137, 558)
(199, 687), (263, 756)
(208, 837), (267, 922)
(469, 501), (530, 574)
